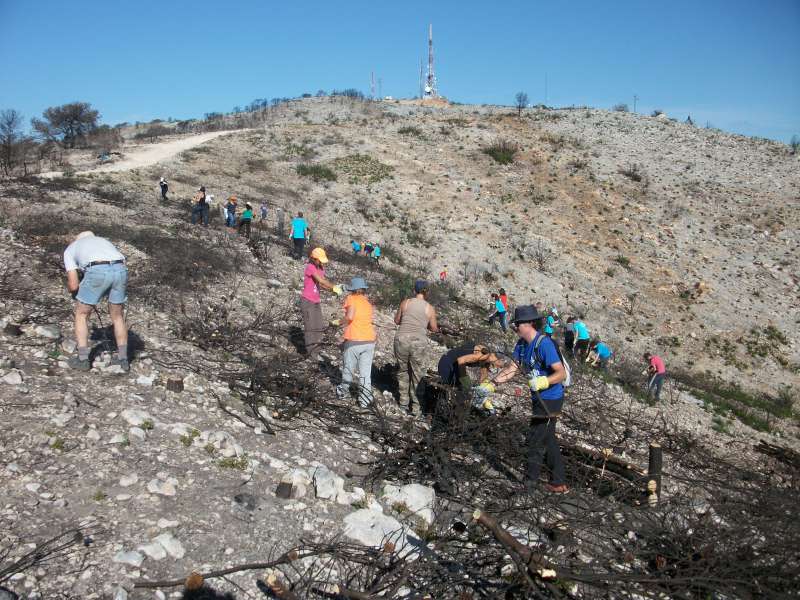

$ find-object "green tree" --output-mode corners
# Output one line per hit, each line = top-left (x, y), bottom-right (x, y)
(31, 102), (100, 148)
(515, 92), (529, 118)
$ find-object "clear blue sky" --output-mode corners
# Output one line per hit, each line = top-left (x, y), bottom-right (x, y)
(1, 0), (798, 142)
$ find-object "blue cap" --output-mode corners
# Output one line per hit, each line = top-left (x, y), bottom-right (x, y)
(345, 276), (368, 291)
(414, 279), (429, 294)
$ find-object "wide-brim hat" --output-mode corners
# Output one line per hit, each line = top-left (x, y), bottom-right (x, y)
(345, 276), (368, 291)
(414, 279), (428, 294)
(511, 304), (544, 324)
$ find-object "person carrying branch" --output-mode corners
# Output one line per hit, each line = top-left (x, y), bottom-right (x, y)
(492, 305), (568, 493)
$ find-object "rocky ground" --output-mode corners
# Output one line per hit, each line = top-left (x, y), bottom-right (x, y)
(0, 97), (798, 599)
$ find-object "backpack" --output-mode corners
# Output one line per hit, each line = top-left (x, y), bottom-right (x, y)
(529, 334), (572, 388)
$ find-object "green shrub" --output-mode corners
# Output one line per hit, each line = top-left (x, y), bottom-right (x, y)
(483, 140), (518, 165)
(296, 163), (337, 182)
(398, 126), (424, 138)
(614, 255), (631, 269)
(331, 154), (393, 184)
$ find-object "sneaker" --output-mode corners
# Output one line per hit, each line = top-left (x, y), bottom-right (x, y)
(67, 357), (91, 371)
(545, 483), (570, 494)
(108, 357), (130, 373)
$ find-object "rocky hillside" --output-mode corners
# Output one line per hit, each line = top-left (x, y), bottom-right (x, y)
(0, 97), (798, 599)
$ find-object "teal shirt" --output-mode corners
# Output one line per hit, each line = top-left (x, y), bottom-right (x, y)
(241, 209), (253, 221)
(291, 217), (308, 239)
(574, 321), (590, 340)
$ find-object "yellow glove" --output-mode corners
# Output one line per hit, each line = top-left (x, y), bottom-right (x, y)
(332, 284), (344, 296)
(482, 398), (494, 411)
(529, 376), (550, 392)
(329, 318), (341, 327)
(478, 381), (495, 394)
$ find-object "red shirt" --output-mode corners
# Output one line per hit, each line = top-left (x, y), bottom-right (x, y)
(650, 355), (666, 374)
(499, 294), (509, 310)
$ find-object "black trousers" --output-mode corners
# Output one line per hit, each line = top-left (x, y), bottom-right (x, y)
(292, 237), (306, 258)
(526, 417), (566, 485)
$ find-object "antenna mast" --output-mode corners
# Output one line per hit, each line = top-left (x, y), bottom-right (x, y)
(424, 24), (437, 97)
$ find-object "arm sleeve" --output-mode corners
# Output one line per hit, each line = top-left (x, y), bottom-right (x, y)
(63, 246), (77, 272)
(542, 339), (562, 368)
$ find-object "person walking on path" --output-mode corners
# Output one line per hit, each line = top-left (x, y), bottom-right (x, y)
(260, 201), (268, 222)
(644, 352), (667, 402)
(238, 203), (253, 239)
(350, 239), (362, 254)
(439, 266), (448, 283)
(191, 186), (209, 226)
(63, 231), (130, 373)
(564, 317), (576, 357)
(372, 243), (381, 265)
(336, 277), (376, 407)
(394, 279), (439, 416)
(290, 212), (310, 259)
(301, 247), (342, 360)
(159, 177), (168, 201)
(573, 316), (591, 359)
(276, 207), (285, 237)
(493, 305), (568, 493)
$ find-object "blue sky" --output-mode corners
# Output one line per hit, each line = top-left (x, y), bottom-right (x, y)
(1, 0), (798, 142)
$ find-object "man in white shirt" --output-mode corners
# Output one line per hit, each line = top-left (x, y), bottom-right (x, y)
(63, 231), (130, 372)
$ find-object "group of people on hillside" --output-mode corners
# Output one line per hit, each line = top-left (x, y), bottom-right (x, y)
(350, 240), (382, 264)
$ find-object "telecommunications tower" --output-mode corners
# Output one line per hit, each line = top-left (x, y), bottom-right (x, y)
(423, 24), (437, 98)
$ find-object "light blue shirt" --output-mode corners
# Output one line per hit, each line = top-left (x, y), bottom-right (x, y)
(291, 217), (308, 239)
(595, 342), (612, 359)
(574, 321), (590, 340)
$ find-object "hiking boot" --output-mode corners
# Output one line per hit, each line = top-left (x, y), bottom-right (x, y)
(108, 357), (130, 373)
(67, 357), (91, 371)
(545, 483), (570, 494)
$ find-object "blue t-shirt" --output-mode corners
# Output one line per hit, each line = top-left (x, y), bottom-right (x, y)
(544, 315), (555, 334)
(595, 342), (612, 359)
(512, 334), (564, 403)
(351, 241), (361, 252)
(291, 217), (308, 239)
(494, 299), (506, 313)
(373, 246), (381, 257)
(574, 321), (590, 340)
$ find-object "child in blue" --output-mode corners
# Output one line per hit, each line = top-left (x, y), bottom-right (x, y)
(491, 305), (568, 493)
(590, 340), (613, 370)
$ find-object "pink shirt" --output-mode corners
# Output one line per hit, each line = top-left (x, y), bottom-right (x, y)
(302, 263), (324, 303)
(650, 355), (666, 374)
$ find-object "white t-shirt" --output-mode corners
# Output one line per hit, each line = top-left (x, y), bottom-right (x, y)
(63, 237), (125, 271)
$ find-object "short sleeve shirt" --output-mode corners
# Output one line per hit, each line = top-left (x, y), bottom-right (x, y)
(63, 237), (125, 271)
(595, 343), (612, 359)
(650, 355), (666, 374)
(343, 294), (376, 342)
(544, 315), (555, 334)
(512, 334), (564, 402)
(291, 218), (308, 239)
(574, 321), (590, 340)
(302, 263), (323, 303)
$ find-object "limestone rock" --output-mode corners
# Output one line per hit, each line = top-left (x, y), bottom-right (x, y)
(1, 370), (23, 385)
(381, 483), (436, 525)
(147, 478), (177, 497)
(113, 550), (144, 567)
(342, 509), (421, 557)
(120, 409), (154, 427)
(154, 532), (185, 559)
(312, 465), (345, 501)
(34, 324), (61, 339)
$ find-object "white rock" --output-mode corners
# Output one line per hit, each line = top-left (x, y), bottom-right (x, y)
(60, 338), (77, 354)
(2, 370), (23, 385)
(170, 423), (194, 437)
(313, 465), (345, 501)
(115, 494), (132, 501)
(157, 518), (179, 529)
(86, 429), (101, 442)
(136, 374), (156, 387)
(113, 587), (128, 600)
(113, 550), (144, 567)
(381, 483), (436, 525)
(138, 541), (167, 560)
(147, 479), (176, 497)
(154, 532), (185, 559)
(34, 324), (61, 339)
(129, 427), (147, 441)
(108, 434), (128, 444)
(25, 483), (41, 493)
(342, 509), (421, 557)
(154, 591), (166, 600)
(51, 412), (74, 427)
(120, 409), (154, 427)
(119, 473), (138, 487)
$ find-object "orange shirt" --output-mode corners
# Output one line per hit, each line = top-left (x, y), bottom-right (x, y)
(343, 294), (376, 342)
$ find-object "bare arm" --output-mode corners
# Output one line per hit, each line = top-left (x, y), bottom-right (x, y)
(345, 304), (356, 323)
(394, 299), (406, 325)
(493, 361), (519, 384)
(311, 272), (335, 292)
(66, 270), (80, 294)
(427, 305), (439, 333)
(547, 362), (566, 385)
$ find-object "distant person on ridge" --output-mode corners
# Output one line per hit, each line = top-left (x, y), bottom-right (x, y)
(191, 186), (208, 226)
(239, 202), (253, 239)
(260, 200), (268, 222)
(351, 239), (362, 254)
(225, 196), (238, 228)
(573, 316), (591, 359)
(644, 352), (667, 402)
(159, 177), (168, 201)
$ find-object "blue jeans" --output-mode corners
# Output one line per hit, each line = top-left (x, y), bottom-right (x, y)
(77, 263), (128, 305)
(191, 204), (208, 225)
(337, 342), (375, 406)
(226, 212), (237, 227)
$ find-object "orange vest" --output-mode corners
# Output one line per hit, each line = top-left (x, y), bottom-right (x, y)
(343, 294), (376, 342)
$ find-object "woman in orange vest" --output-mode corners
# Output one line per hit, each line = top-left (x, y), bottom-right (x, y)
(336, 277), (376, 407)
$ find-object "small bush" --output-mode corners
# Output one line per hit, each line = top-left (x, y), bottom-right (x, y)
(613, 103), (629, 112)
(614, 255), (631, 269)
(651, 109), (664, 117)
(217, 454), (250, 470)
(296, 163), (337, 182)
(483, 140), (518, 165)
(331, 154), (393, 184)
(790, 135), (799, 154)
(618, 163), (643, 182)
(398, 126), (424, 138)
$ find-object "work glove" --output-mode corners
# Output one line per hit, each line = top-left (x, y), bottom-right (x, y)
(329, 318), (341, 327)
(332, 284), (344, 296)
(478, 381), (495, 394)
(529, 376), (550, 392)
(481, 398), (495, 412)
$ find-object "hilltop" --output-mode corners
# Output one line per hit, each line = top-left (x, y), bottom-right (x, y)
(0, 96), (798, 599)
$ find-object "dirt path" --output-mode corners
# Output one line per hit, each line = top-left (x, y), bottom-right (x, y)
(40, 130), (236, 177)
